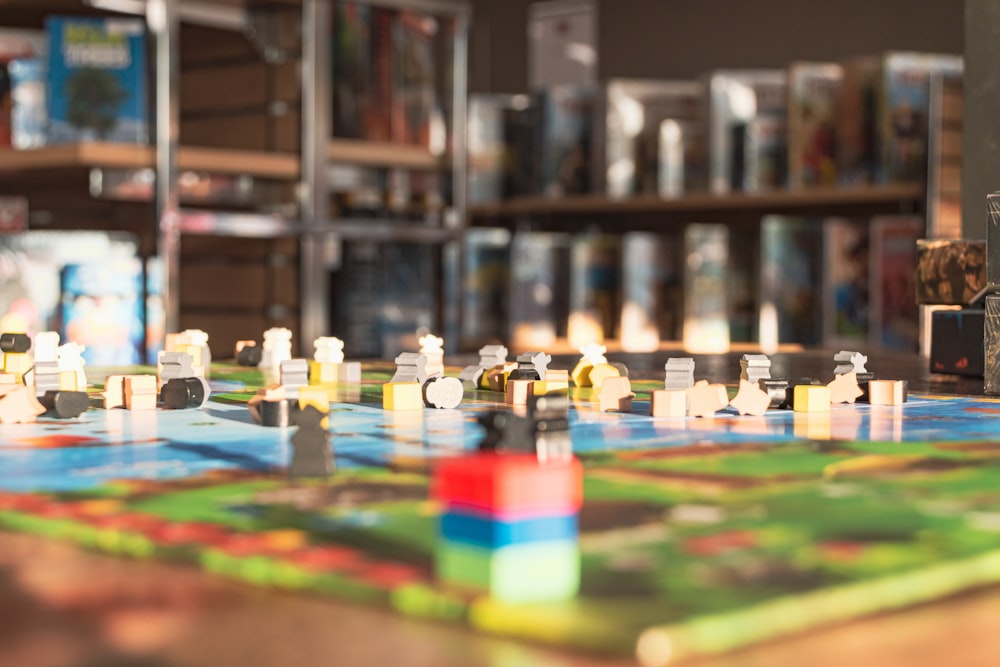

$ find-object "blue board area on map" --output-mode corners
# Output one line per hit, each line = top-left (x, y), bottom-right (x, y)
(0, 386), (996, 493)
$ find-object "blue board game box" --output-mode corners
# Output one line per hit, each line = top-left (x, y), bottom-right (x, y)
(45, 15), (147, 145)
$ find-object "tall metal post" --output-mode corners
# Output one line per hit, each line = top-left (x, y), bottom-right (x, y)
(149, 0), (181, 339)
(300, 0), (334, 352)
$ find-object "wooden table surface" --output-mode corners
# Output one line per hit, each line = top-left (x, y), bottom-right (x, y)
(1, 349), (995, 667)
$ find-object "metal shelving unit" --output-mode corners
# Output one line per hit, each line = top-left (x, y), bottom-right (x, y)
(0, 0), (471, 354)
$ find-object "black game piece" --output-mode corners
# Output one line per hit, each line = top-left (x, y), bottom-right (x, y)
(260, 398), (300, 427)
(610, 361), (630, 378)
(0, 332), (30, 353)
(237, 342), (262, 367)
(161, 377), (208, 409)
(288, 405), (333, 479)
(758, 378), (790, 409)
(41, 390), (89, 418)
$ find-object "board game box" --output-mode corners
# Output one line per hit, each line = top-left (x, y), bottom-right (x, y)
(45, 16), (148, 145)
(787, 62), (842, 188)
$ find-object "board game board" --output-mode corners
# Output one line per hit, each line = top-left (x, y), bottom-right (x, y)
(4, 362), (1000, 666)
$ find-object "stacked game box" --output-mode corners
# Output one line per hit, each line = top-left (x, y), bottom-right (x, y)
(45, 15), (148, 145)
(593, 78), (704, 198)
(787, 62), (843, 187)
(706, 69), (787, 194)
(433, 454), (583, 603)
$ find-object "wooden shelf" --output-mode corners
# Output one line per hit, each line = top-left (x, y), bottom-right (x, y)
(328, 138), (443, 169)
(469, 183), (925, 228)
(0, 144), (299, 179)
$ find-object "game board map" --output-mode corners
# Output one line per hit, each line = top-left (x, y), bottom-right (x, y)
(3, 363), (1000, 665)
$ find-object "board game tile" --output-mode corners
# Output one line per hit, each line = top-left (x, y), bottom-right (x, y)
(432, 454), (583, 514)
(435, 538), (580, 603)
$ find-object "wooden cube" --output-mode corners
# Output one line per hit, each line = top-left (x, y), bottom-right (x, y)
(792, 385), (831, 413)
(868, 380), (908, 406)
(505, 379), (534, 406)
(651, 389), (687, 418)
(382, 382), (423, 411)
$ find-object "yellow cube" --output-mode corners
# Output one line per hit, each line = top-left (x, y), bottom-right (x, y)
(570, 359), (594, 387)
(58, 370), (79, 392)
(309, 360), (340, 385)
(793, 385), (831, 413)
(650, 389), (687, 418)
(382, 382), (423, 411)
(3, 352), (32, 381)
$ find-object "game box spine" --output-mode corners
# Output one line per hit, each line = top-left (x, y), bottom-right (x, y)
(787, 62), (843, 188)
(706, 69), (787, 194)
(879, 51), (963, 184)
(870, 215), (924, 351)
(331, 0), (372, 140)
(595, 79), (703, 199)
(45, 16), (148, 145)
(391, 10), (437, 147)
(537, 84), (594, 198)
(822, 217), (870, 347)
(568, 232), (621, 348)
(759, 216), (823, 347)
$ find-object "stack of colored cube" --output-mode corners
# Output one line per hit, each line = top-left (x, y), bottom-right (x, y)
(432, 453), (583, 603)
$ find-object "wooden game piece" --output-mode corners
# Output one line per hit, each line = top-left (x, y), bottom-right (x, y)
(0, 385), (45, 423)
(288, 405), (334, 479)
(259, 397), (299, 427)
(33, 331), (59, 363)
(391, 352), (430, 384)
(418, 333), (445, 380)
(56, 342), (87, 392)
(792, 385), (831, 413)
(664, 357), (695, 390)
(868, 380), (908, 405)
(485, 362), (516, 392)
(510, 351), (551, 382)
(3, 351), (32, 382)
(336, 361), (362, 382)
(161, 377), (210, 409)
(58, 370), (80, 391)
(686, 380), (728, 418)
(571, 342), (607, 387)
(40, 390), (89, 418)
(740, 354), (771, 385)
(729, 379), (771, 416)
(236, 340), (261, 366)
(828, 371), (864, 404)
(279, 358), (310, 398)
(834, 350), (869, 375)
(423, 375), (464, 409)
(103, 374), (126, 409)
(460, 344), (508, 388)
(0, 373), (16, 385)
(383, 382), (423, 411)
(309, 360), (340, 384)
(30, 361), (60, 397)
(650, 388), (687, 418)
(539, 369), (570, 394)
(157, 350), (195, 389)
(759, 378), (790, 408)
(313, 336), (345, 363)
(587, 363), (621, 391)
(180, 328), (211, 376)
(297, 385), (330, 428)
(124, 375), (158, 411)
(0, 332), (30, 353)
(260, 326), (293, 372)
(598, 376), (634, 413)
(505, 378), (534, 406)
